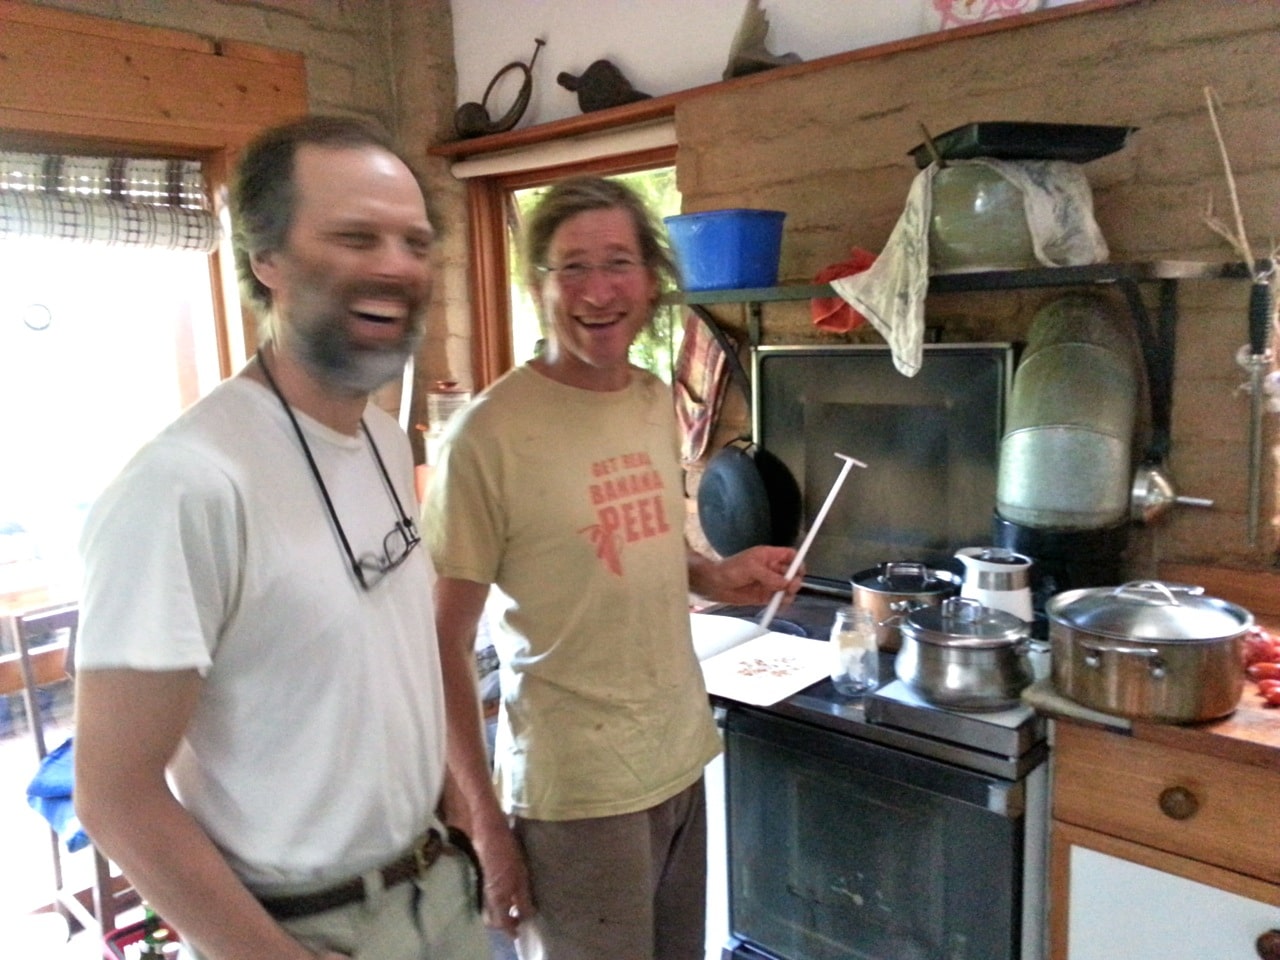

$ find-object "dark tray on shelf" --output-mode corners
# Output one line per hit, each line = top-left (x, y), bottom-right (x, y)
(909, 121), (1138, 168)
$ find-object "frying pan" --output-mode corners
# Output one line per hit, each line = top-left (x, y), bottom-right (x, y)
(698, 438), (802, 556)
(689, 305), (802, 556)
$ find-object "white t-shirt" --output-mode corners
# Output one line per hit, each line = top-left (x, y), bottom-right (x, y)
(77, 376), (444, 889)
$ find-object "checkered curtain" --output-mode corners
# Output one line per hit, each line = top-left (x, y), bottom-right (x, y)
(0, 152), (220, 252)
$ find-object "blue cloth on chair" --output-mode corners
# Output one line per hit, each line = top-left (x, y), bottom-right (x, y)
(27, 737), (89, 852)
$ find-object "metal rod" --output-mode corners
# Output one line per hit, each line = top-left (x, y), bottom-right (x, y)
(759, 453), (865, 630)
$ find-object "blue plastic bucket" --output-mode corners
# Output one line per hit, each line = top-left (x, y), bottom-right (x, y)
(664, 209), (786, 291)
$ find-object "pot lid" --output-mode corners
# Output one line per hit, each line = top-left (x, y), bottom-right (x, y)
(852, 561), (959, 594)
(1047, 581), (1252, 641)
(902, 597), (1027, 647)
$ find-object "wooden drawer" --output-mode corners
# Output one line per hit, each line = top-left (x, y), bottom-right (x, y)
(1052, 722), (1280, 885)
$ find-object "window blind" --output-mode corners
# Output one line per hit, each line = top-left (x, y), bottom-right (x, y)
(0, 151), (220, 252)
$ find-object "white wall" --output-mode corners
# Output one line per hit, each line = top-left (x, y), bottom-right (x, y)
(451, 0), (1085, 132)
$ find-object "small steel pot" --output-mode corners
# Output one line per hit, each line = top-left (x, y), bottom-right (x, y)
(895, 597), (1034, 711)
(850, 562), (961, 653)
(1047, 581), (1252, 723)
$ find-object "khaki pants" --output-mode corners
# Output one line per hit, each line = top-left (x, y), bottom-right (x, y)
(513, 778), (707, 960)
(182, 851), (489, 960)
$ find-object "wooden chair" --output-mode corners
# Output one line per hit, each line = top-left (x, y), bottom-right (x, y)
(1, 600), (138, 933)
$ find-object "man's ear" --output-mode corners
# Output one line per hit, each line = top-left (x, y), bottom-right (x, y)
(250, 250), (280, 291)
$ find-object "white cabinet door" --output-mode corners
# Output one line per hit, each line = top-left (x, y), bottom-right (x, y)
(1068, 845), (1279, 959)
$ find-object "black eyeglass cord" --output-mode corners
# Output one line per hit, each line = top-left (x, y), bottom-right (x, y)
(255, 348), (414, 585)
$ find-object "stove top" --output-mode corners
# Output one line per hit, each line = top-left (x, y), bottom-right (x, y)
(702, 591), (1049, 779)
(866, 679), (1044, 759)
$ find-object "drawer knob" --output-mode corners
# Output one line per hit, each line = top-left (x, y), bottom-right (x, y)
(1256, 929), (1280, 960)
(1158, 785), (1199, 820)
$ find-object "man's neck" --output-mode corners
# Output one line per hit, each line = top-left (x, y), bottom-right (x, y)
(245, 342), (367, 436)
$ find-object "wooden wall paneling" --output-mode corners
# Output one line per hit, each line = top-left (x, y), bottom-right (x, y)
(0, 16), (306, 143)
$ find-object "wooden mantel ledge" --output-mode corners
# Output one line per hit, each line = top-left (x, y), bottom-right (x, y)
(428, 0), (1142, 160)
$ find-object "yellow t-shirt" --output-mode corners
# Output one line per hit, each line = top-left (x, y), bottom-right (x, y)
(425, 364), (720, 820)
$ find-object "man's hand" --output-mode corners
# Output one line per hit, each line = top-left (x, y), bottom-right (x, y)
(472, 810), (535, 936)
(688, 544), (803, 606)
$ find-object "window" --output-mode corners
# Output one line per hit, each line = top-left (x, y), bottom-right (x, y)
(0, 237), (223, 605)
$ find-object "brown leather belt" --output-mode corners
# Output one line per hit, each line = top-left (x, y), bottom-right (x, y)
(257, 826), (482, 920)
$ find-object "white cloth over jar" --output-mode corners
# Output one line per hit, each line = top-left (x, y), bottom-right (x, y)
(831, 159), (1109, 378)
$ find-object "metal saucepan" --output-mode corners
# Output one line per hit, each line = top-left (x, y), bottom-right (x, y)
(850, 561), (961, 653)
(895, 597), (1034, 711)
(1046, 581), (1252, 723)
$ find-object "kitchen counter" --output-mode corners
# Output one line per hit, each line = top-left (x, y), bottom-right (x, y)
(1031, 563), (1280, 771)
(1127, 611), (1280, 772)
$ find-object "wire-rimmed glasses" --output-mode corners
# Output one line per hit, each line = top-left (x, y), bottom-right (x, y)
(353, 517), (422, 590)
(538, 256), (644, 285)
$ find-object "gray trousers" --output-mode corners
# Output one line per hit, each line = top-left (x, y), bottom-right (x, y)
(512, 778), (707, 960)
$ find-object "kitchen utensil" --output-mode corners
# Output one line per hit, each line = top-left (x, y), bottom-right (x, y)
(954, 546), (1034, 622)
(1046, 581), (1253, 722)
(758, 452), (865, 629)
(698, 439), (801, 557)
(827, 607), (879, 697)
(692, 305), (802, 558)
(895, 597), (1034, 711)
(850, 561), (961, 653)
(1129, 461), (1214, 524)
(907, 121), (1138, 169)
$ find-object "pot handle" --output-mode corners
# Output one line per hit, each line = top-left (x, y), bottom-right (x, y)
(1080, 640), (1168, 678)
(1109, 580), (1184, 606)
(881, 561), (929, 582)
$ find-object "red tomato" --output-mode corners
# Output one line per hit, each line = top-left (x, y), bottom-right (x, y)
(1244, 635), (1280, 667)
(1256, 678), (1280, 697)
(1247, 662), (1280, 681)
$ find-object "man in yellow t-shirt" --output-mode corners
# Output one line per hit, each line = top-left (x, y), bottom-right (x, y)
(425, 176), (802, 960)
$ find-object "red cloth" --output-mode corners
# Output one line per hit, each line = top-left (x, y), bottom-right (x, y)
(811, 246), (876, 332)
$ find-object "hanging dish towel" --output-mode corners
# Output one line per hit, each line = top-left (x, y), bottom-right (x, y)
(829, 165), (936, 377)
(674, 309), (734, 464)
(830, 159), (1108, 378)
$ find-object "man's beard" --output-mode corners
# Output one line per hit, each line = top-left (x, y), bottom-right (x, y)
(287, 285), (427, 395)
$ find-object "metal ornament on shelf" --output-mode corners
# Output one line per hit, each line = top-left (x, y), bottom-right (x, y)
(556, 60), (650, 114)
(454, 38), (545, 140)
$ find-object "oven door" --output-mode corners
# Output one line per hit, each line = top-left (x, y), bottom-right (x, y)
(724, 705), (1026, 960)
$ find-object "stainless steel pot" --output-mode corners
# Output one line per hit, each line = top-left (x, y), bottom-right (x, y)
(895, 597), (1034, 711)
(1047, 581), (1253, 722)
(850, 562), (960, 653)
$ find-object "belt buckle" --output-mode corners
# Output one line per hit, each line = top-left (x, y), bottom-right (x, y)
(413, 829), (442, 877)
